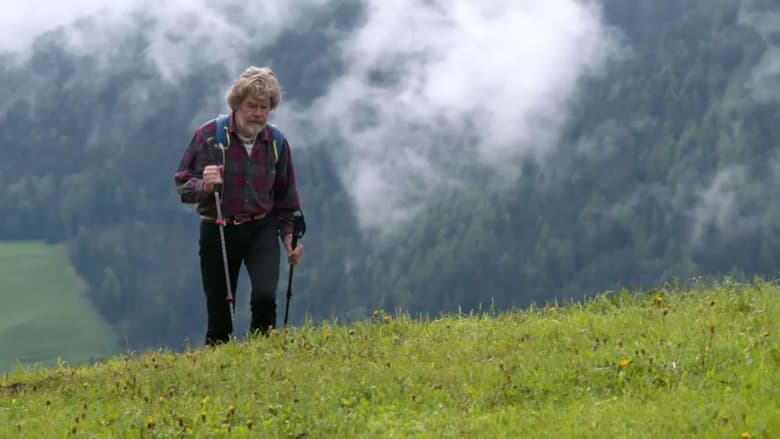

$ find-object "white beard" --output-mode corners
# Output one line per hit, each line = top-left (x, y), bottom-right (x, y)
(243, 122), (265, 137)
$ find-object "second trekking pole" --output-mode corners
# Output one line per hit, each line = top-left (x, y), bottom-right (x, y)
(283, 211), (306, 328)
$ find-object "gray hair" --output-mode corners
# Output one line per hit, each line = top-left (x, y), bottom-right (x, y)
(225, 66), (283, 111)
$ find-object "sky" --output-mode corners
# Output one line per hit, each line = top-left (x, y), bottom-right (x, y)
(0, 0), (620, 233)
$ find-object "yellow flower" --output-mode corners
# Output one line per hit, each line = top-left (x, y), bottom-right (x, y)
(372, 310), (379, 319)
(384, 315), (391, 323)
(146, 418), (156, 429)
(246, 419), (254, 430)
(741, 432), (751, 439)
(618, 359), (631, 368)
(654, 295), (664, 305)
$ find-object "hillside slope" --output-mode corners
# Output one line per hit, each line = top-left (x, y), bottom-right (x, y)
(1, 280), (778, 437)
(0, 242), (119, 373)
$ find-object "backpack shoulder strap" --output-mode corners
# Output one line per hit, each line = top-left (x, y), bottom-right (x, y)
(215, 114), (230, 148)
(267, 123), (285, 163)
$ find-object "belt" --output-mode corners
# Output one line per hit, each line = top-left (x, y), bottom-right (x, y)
(201, 212), (267, 225)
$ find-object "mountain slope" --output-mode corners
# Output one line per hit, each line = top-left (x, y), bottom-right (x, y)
(0, 0), (779, 351)
(1, 280), (778, 437)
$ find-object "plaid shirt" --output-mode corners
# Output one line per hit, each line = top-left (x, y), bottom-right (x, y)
(175, 113), (302, 237)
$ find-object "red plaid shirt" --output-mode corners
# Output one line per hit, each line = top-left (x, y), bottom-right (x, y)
(175, 113), (302, 237)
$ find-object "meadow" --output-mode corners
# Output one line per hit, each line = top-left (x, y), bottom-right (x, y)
(1, 278), (778, 437)
(0, 241), (119, 373)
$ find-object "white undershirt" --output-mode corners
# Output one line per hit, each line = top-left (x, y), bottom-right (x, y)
(237, 131), (257, 156)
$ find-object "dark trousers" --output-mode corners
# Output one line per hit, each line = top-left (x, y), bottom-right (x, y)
(199, 215), (280, 345)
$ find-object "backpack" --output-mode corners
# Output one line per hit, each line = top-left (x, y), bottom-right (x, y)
(214, 113), (284, 163)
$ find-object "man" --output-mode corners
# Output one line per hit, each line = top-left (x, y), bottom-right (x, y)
(175, 66), (304, 346)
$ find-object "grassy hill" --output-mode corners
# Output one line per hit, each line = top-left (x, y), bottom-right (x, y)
(0, 241), (120, 373)
(1, 279), (778, 437)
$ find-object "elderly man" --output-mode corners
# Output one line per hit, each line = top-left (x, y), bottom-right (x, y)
(175, 66), (304, 345)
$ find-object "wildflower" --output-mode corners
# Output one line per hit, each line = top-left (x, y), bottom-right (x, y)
(654, 295), (664, 305)
(384, 315), (391, 323)
(159, 396), (166, 403)
(147, 418), (156, 429)
(372, 310), (379, 319)
(741, 432), (751, 439)
(227, 405), (236, 417)
(618, 358), (631, 368)
(246, 419), (253, 430)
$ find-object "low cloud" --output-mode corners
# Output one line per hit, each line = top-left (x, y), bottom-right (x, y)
(688, 162), (780, 246)
(690, 166), (746, 244)
(280, 0), (620, 232)
(1, 1), (327, 77)
(2, 0), (620, 234)
(739, 0), (780, 102)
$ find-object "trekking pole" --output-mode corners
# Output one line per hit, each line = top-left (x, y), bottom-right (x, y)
(213, 187), (235, 325)
(212, 126), (234, 327)
(283, 211), (306, 327)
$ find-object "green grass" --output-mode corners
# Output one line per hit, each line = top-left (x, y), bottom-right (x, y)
(1, 278), (778, 438)
(0, 241), (120, 373)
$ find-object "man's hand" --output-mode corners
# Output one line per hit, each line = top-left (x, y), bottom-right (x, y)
(203, 165), (224, 193)
(283, 234), (304, 265)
